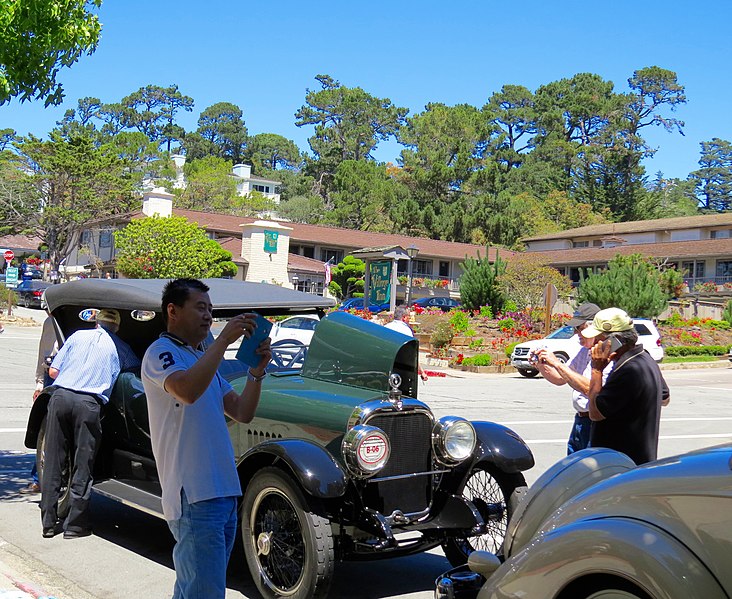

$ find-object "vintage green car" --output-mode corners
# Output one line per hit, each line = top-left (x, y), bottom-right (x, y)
(436, 444), (732, 599)
(25, 278), (534, 599)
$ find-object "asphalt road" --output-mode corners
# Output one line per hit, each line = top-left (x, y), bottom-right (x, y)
(1, 319), (731, 599)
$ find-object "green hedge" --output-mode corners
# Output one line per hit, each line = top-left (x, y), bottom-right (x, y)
(462, 353), (493, 366)
(665, 345), (731, 357)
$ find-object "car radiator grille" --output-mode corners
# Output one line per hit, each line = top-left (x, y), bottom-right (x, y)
(513, 347), (530, 357)
(363, 412), (433, 516)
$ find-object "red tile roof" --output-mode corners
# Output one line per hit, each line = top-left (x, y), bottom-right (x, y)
(526, 238), (732, 266)
(287, 253), (326, 274)
(0, 234), (43, 251)
(522, 213), (732, 242)
(169, 209), (505, 261)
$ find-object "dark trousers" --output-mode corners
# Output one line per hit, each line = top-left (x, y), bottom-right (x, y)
(567, 412), (592, 455)
(40, 387), (102, 532)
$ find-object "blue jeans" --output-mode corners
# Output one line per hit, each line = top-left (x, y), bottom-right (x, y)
(567, 413), (592, 455)
(167, 490), (238, 599)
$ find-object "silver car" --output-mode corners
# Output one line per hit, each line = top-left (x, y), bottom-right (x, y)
(436, 444), (732, 599)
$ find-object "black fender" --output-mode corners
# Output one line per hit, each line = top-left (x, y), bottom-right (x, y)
(238, 438), (347, 499)
(24, 389), (54, 449)
(471, 421), (535, 474)
(436, 421), (534, 497)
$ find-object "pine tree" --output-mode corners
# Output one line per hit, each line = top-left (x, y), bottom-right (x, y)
(458, 249), (506, 311)
(577, 254), (668, 318)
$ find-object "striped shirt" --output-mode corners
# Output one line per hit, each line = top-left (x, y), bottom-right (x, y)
(51, 327), (138, 403)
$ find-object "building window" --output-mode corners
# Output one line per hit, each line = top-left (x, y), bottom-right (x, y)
(253, 184), (270, 193)
(711, 229), (732, 239)
(290, 245), (315, 259)
(572, 241), (589, 248)
(412, 259), (432, 276)
(439, 261), (450, 277)
(682, 261), (705, 279)
(592, 240), (603, 247)
(99, 230), (113, 248)
(716, 260), (732, 282)
(80, 230), (92, 246)
(320, 248), (344, 264)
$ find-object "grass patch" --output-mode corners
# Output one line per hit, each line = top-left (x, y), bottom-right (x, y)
(664, 355), (727, 363)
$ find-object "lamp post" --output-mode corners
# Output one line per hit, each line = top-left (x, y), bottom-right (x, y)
(405, 245), (419, 306)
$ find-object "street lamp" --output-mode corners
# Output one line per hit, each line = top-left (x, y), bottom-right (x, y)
(405, 245), (419, 306)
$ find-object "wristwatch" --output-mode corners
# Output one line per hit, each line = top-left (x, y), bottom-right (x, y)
(247, 368), (267, 383)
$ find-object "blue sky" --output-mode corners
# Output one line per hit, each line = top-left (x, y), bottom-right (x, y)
(3, 0), (731, 180)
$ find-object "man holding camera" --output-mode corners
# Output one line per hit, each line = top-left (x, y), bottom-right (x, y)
(583, 307), (669, 465)
(534, 303), (608, 455)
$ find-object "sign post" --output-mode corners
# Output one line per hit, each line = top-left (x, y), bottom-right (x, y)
(543, 283), (558, 336)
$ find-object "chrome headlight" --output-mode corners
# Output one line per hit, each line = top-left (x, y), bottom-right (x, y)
(342, 425), (390, 478)
(433, 417), (476, 464)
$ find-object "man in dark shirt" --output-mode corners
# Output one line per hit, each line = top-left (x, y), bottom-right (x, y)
(583, 307), (669, 465)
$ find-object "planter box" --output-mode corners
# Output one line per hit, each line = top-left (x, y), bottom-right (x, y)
(425, 356), (449, 367)
(459, 364), (507, 374)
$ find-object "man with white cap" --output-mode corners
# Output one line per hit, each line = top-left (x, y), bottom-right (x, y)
(535, 302), (610, 454)
(582, 307), (669, 465)
(40, 308), (139, 539)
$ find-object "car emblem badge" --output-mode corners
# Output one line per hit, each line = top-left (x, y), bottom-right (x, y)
(388, 373), (403, 410)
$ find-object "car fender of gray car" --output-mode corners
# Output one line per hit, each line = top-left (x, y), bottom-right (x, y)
(503, 447), (636, 556)
(237, 438), (348, 500)
(478, 517), (727, 599)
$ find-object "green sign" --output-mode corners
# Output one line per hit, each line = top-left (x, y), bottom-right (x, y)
(369, 260), (391, 305)
(263, 230), (279, 254)
(5, 266), (18, 288)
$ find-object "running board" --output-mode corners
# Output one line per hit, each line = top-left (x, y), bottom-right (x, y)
(93, 479), (165, 519)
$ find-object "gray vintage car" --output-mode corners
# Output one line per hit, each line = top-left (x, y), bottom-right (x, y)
(436, 444), (732, 599)
(25, 278), (534, 599)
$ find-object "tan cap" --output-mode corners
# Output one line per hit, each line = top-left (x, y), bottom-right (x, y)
(581, 307), (633, 338)
(96, 309), (121, 326)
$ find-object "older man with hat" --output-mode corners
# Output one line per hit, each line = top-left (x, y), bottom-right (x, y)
(583, 307), (670, 465)
(40, 308), (140, 539)
(535, 302), (610, 454)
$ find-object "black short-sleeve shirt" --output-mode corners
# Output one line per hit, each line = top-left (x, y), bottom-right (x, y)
(591, 345), (667, 465)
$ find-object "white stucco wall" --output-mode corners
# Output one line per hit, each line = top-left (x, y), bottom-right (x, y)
(241, 221), (293, 286)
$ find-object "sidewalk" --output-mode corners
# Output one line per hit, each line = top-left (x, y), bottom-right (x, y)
(0, 545), (56, 599)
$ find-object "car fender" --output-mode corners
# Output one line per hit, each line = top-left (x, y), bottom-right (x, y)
(504, 447), (636, 557)
(238, 438), (347, 499)
(24, 390), (53, 449)
(479, 518), (727, 599)
(471, 421), (535, 474)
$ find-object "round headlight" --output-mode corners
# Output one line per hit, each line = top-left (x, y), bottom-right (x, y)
(433, 417), (476, 464)
(342, 425), (390, 478)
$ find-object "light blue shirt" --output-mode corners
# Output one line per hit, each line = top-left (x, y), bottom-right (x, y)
(51, 327), (123, 403)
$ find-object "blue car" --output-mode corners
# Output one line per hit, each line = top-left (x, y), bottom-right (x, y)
(410, 296), (461, 312)
(337, 297), (390, 313)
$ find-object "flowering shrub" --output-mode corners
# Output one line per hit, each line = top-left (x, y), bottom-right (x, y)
(497, 317), (517, 332)
(461, 353), (493, 366)
(694, 281), (719, 293)
(450, 353), (464, 366)
(723, 282), (732, 290)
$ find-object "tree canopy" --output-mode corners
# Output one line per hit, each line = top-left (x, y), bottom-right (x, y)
(0, 0), (102, 106)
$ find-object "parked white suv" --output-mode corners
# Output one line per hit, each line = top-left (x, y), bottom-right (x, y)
(510, 319), (664, 378)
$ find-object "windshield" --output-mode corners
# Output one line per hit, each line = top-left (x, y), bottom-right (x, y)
(546, 325), (576, 340)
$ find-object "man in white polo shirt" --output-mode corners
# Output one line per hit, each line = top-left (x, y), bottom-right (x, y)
(142, 278), (271, 599)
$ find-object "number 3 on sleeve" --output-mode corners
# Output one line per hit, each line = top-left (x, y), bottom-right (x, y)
(159, 351), (175, 370)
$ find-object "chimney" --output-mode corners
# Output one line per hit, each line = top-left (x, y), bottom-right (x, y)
(142, 188), (174, 218)
(232, 163), (252, 179)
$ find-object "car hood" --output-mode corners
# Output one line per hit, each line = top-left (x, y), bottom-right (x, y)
(302, 311), (420, 396)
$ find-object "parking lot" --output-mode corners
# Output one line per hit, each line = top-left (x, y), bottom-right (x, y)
(1, 320), (731, 598)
